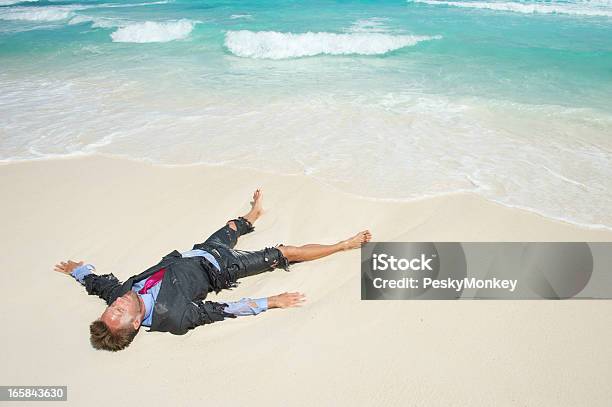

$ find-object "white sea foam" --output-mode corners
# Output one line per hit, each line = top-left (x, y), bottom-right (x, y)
(411, 0), (612, 17)
(224, 30), (442, 59)
(230, 14), (253, 19)
(0, 5), (80, 21)
(45, 0), (170, 5)
(68, 14), (120, 28)
(67, 14), (92, 24)
(1, 74), (611, 229)
(348, 17), (391, 33)
(67, 2), (171, 28)
(110, 19), (196, 42)
(98, 1), (170, 8)
(0, 0), (37, 6)
(0, 2), (168, 23)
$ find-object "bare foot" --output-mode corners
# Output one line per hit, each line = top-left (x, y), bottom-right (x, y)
(244, 188), (264, 224)
(341, 230), (372, 250)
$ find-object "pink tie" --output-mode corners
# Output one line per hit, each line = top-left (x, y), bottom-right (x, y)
(138, 267), (167, 294)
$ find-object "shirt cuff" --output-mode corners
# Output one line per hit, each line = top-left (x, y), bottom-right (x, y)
(70, 264), (95, 284)
(224, 297), (268, 316)
(253, 297), (268, 312)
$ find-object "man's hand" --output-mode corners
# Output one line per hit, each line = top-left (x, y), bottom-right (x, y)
(268, 292), (306, 309)
(54, 260), (84, 276)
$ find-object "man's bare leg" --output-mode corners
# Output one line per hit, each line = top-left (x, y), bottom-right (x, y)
(277, 230), (372, 263)
(226, 189), (372, 263)
(228, 189), (264, 231)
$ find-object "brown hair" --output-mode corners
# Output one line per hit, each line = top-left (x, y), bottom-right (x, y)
(89, 320), (139, 352)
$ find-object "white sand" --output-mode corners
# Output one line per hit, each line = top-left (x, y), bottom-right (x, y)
(1, 155), (611, 406)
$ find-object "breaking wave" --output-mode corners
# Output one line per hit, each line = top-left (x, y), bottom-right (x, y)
(224, 30), (442, 59)
(110, 19), (197, 42)
(0, 2), (171, 23)
(0, 5), (79, 21)
(411, 0), (612, 17)
(68, 14), (119, 28)
(0, 0), (38, 6)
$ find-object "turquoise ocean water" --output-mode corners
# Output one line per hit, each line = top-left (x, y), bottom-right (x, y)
(1, 0), (611, 228)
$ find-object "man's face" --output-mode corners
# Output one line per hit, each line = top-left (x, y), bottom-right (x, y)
(100, 291), (142, 331)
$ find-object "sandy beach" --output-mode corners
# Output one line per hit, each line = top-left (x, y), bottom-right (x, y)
(1, 155), (611, 406)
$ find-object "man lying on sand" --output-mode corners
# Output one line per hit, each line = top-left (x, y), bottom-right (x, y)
(54, 189), (371, 352)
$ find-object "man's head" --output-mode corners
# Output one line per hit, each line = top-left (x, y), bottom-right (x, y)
(90, 291), (143, 351)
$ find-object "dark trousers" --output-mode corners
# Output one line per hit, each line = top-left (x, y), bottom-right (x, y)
(193, 217), (290, 282)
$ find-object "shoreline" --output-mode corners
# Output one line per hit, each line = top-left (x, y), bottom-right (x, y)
(2, 152), (612, 235)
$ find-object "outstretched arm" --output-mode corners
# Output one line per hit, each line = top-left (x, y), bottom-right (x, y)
(54, 259), (123, 305)
(54, 260), (94, 283)
(187, 292), (306, 332)
(224, 292), (306, 316)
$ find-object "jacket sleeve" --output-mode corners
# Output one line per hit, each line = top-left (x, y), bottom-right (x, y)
(83, 273), (124, 305)
(183, 300), (237, 331)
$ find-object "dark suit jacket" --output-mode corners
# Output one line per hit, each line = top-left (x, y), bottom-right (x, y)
(82, 250), (236, 334)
